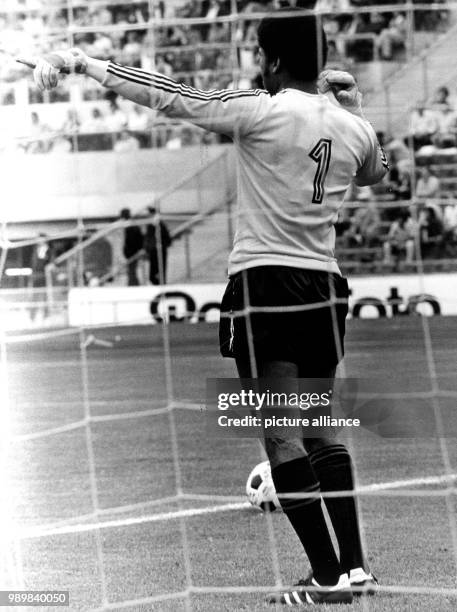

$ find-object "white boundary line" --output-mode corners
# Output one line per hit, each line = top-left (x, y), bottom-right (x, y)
(90, 583), (457, 611)
(361, 473), (457, 490)
(14, 402), (203, 442)
(6, 328), (80, 343)
(18, 472), (457, 541)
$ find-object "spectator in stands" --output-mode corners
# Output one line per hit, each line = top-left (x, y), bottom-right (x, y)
(420, 206), (444, 258)
(144, 207), (172, 285)
(375, 12), (408, 61)
(409, 102), (439, 151)
(433, 105), (457, 148)
(342, 200), (381, 249)
(345, 13), (385, 62)
(391, 166), (412, 201)
(430, 86), (452, 114)
(416, 196), (443, 238)
(341, 209), (364, 249)
(416, 166), (440, 201)
(383, 209), (417, 266)
(201, 0), (227, 20)
(61, 108), (81, 135)
(153, 1), (165, 19)
(105, 96), (128, 132)
(155, 54), (173, 77)
(208, 22), (231, 44)
(414, 4), (447, 31)
(22, 10), (45, 39)
(383, 132), (410, 173)
(10, 0), (456, 156)
(443, 203), (457, 239)
(358, 200), (382, 247)
(92, 7), (112, 25)
(121, 32), (143, 67)
(442, 204), (457, 255)
(201, 130), (219, 146)
(345, 14), (377, 62)
(181, 126), (198, 146)
(120, 208), (144, 286)
(127, 104), (151, 131)
(89, 32), (114, 60)
(80, 107), (108, 133)
(114, 129), (140, 152)
(73, 7), (90, 27)
(27, 111), (51, 153)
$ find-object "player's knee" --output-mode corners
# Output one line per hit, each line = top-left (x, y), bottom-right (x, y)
(303, 436), (336, 454)
(265, 436), (306, 469)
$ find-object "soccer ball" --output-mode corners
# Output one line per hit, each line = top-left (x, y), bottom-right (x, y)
(246, 461), (280, 512)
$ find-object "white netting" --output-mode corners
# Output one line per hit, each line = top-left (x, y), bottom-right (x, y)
(1, 3), (457, 611)
(2, 312), (457, 609)
(3, 311), (457, 608)
(3, 207), (457, 608)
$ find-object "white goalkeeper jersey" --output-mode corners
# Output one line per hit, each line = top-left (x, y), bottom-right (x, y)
(101, 62), (388, 276)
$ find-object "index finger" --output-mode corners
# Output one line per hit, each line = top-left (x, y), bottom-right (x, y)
(16, 57), (37, 69)
(325, 71), (355, 88)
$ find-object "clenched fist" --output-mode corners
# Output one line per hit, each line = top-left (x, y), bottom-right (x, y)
(317, 70), (363, 116)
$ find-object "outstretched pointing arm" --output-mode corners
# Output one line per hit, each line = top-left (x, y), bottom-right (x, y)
(27, 49), (265, 138)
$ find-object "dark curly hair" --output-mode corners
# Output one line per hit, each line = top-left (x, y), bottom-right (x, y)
(257, 8), (327, 82)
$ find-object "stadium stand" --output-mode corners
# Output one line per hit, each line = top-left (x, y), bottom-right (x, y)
(1, 0), (457, 287)
(0, 0), (453, 148)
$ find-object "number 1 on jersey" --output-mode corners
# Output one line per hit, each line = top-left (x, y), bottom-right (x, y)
(309, 138), (332, 204)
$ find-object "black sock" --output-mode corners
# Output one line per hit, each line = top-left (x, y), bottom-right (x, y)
(308, 444), (367, 575)
(271, 457), (342, 585)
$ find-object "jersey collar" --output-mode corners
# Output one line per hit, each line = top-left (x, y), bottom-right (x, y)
(279, 88), (325, 99)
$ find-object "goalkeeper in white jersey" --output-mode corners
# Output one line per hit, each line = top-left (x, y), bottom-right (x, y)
(30, 7), (387, 606)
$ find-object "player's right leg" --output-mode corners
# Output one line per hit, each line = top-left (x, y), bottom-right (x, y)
(295, 274), (378, 598)
(236, 357), (352, 605)
(304, 435), (378, 597)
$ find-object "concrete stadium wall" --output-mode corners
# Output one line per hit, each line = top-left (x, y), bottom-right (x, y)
(1, 144), (232, 224)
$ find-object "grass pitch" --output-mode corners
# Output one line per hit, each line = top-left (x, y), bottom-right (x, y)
(6, 317), (457, 611)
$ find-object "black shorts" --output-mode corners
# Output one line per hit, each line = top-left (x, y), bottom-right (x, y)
(219, 266), (349, 373)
